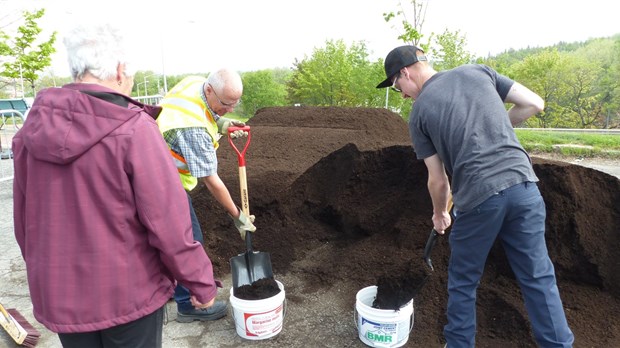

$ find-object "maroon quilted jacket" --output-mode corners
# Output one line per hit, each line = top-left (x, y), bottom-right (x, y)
(12, 83), (220, 333)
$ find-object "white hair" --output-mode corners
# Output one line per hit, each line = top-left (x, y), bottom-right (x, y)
(63, 23), (135, 81)
(206, 68), (243, 93)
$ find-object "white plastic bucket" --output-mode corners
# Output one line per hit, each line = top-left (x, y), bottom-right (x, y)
(229, 280), (286, 340)
(355, 285), (414, 348)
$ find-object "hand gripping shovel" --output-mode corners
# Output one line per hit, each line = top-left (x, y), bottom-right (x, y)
(423, 197), (454, 272)
(228, 125), (274, 288)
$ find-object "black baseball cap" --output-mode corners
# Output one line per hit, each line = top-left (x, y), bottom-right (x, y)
(376, 45), (426, 88)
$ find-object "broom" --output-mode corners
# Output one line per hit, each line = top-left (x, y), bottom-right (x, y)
(0, 302), (40, 347)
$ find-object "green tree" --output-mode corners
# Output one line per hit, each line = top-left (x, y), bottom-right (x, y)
(288, 40), (382, 107)
(608, 38), (620, 128)
(36, 71), (71, 89)
(560, 55), (604, 128)
(577, 38), (620, 128)
(430, 29), (473, 70)
(132, 71), (166, 97)
(0, 30), (12, 92)
(383, 0), (431, 49)
(240, 69), (289, 118)
(383, 0), (473, 79)
(510, 49), (566, 128)
(0, 9), (56, 97)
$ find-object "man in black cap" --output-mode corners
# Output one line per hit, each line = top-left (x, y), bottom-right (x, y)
(377, 45), (574, 348)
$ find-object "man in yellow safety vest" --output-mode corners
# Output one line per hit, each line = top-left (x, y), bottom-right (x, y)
(157, 68), (256, 323)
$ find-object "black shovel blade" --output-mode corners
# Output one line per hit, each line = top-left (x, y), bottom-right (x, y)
(230, 232), (274, 288)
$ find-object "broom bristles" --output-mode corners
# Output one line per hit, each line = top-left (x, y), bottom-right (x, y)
(4, 308), (40, 347)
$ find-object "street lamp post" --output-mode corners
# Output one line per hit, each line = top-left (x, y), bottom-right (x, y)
(136, 81), (148, 97)
(160, 35), (168, 94)
(159, 20), (196, 95)
(141, 74), (163, 96)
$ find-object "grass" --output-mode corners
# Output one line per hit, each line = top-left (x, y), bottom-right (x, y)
(516, 129), (620, 159)
(1, 116), (24, 126)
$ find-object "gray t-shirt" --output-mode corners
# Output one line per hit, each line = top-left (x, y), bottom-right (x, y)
(409, 64), (538, 211)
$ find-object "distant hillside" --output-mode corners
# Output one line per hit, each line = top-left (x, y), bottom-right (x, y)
(482, 33), (620, 61)
(478, 33), (620, 129)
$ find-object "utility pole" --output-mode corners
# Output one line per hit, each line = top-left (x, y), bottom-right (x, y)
(160, 35), (168, 94)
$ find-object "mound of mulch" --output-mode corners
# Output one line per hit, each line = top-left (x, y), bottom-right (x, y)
(192, 106), (620, 347)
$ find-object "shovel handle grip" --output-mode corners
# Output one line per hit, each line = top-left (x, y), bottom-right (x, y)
(227, 126), (251, 167)
(423, 197), (454, 272)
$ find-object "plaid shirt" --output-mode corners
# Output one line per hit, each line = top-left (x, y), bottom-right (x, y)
(163, 127), (218, 179)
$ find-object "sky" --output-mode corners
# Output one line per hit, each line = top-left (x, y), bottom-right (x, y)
(1, 0), (619, 78)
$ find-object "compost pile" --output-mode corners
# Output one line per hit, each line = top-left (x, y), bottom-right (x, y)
(193, 106), (620, 347)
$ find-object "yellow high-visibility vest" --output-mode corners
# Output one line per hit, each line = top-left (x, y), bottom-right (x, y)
(157, 76), (220, 191)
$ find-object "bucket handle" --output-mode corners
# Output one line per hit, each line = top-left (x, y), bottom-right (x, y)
(231, 298), (288, 338)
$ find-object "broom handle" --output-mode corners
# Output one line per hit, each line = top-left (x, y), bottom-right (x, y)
(0, 303), (28, 344)
(0, 303), (11, 321)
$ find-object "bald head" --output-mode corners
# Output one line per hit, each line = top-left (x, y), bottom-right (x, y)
(207, 68), (243, 96)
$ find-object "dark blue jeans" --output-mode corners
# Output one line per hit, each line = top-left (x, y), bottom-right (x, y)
(174, 191), (204, 312)
(443, 182), (574, 348)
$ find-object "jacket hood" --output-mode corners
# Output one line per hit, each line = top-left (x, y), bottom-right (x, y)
(20, 83), (160, 164)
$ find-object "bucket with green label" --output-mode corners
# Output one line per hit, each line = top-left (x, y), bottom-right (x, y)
(355, 285), (414, 347)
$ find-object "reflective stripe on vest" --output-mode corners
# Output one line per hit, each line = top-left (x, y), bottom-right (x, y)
(157, 76), (220, 191)
(170, 150), (190, 174)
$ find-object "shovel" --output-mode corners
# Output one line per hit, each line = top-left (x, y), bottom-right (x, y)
(423, 197), (454, 272)
(228, 125), (274, 288)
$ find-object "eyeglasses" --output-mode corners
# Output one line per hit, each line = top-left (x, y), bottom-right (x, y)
(390, 74), (401, 93)
(209, 84), (240, 108)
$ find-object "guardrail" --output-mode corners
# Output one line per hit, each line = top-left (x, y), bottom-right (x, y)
(520, 128), (620, 135)
(134, 95), (163, 106)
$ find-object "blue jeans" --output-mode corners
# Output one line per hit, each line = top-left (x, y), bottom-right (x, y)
(444, 182), (574, 348)
(174, 192), (204, 312)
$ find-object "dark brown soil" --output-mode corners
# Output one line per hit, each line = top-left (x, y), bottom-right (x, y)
(372, 262), (429, 310)
(193, 106), (620, 347)
(233, 277), (281, 300)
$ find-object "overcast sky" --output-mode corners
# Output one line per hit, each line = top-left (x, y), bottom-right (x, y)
(2, 0), (619, 77)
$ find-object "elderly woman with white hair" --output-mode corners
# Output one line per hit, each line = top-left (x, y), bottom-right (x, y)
(12, 23), (223, 348)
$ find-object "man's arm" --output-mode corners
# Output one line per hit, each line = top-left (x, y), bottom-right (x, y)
(423, 154), (452, 234)
(202, 174), (239, 217)
(202, 174), (256, 240)
(504, 82), (544, 126)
